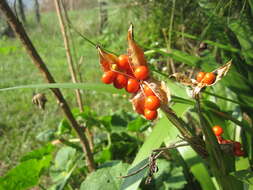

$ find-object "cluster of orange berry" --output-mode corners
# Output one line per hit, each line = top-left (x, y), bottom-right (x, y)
(101, 54), (160, 120)
(212, 125), (244, 156)
(196, 71), (216, 85)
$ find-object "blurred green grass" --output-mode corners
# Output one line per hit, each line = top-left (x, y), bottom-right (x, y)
(0, 6), (134, 173)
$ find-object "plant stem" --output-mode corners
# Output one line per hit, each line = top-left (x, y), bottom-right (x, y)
(195, 97), (240, 190)
(160, 104), (208, 158)
(0, 0), (95, 172)
(54, 0), (94, 152)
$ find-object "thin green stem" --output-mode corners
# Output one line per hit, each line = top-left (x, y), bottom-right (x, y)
(65, 16), (118, 56)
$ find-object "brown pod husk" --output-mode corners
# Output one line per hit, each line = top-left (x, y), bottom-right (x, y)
(171, 60), (232, 97)
(127, 24), (147, 70)
(97, 46), (119, 72)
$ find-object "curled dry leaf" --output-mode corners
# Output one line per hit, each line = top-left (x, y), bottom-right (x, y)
(97, 46), (118, 72)
(127, 24), (147, 70)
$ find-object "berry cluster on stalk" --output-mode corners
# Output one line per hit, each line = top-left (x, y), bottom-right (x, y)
(101, 54), (161, 120)
(212, 125), (244, 157)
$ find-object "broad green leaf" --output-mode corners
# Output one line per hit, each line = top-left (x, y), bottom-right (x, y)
(120, 103), (192, 190)
(0, 83), (125, 94)
(20, 143), (54, 162)
(80, 162), (129, 190)
(36, 129), (56, 142)
(95, 148), (112, 164)
(127, 117), (150, 132)
(57, 119), (71, 135)
(54, 147), (76, 171)
(0, 159), (46, 190)
(50, 147), (80, 190)
(0, 144), (54, 190)
(153, 159), (187, 189)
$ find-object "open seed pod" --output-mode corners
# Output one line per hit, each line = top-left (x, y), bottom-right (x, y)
(97, 46), (119, 72)
(127, 24), (147, 69)
(97, 24), (171, 118)
(171, 60), (232, 97)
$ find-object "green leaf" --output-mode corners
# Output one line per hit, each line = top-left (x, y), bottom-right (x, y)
(50, 147), (80, 190)
(57, 119), (71, 135)
(0, 83), (125, 94)
(127, 117), (150, 132)
(0, 144), (54, 190)
(20, 143), (55, 162)
(120, 103), (192, 190)
(80, 162), (129, 190)
(153, 159), (187, 189)
(54, 147), (76, 171)
(36, 129), (56, 142)
(0, 159), (45, 190)
(231, 169), (253, 185)
(95, 148), (112, 164)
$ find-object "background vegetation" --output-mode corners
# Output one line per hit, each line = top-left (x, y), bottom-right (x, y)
(0, 0), (253, 189)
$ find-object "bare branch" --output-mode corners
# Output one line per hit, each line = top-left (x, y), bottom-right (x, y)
(0, 0), (96, 172)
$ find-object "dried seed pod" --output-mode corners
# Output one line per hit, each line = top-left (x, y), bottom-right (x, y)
(32, 93), (47, 110)
(171, 60), (232, 97)
(97, 46), (119, 72)
(198, 42), (208, 52)
(127, 24), (147, 70)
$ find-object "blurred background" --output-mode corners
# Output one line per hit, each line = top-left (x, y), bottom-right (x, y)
(1, 0), (253, 189)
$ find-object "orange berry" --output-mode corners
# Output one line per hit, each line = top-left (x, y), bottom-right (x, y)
(144, 95), (160, 111)
(101, 71), (117, 84)
(202, 72), (216, 85)
(134, 66), (149, 80)
(113, 74), (127, 89)
(212, 125), (223, 136)
(143, 84), (155, 96)
(126, 78), (140, 93)
(144, 109), (158, 120)
(196, 72), (206, 82)
(118, 55), (130, 70)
